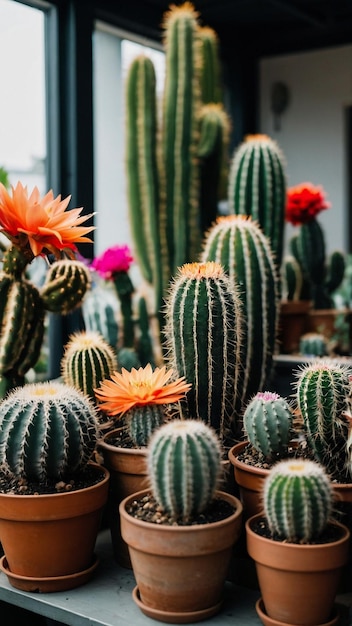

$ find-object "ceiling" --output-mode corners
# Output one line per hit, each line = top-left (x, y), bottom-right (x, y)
(99, 0), (352, 57)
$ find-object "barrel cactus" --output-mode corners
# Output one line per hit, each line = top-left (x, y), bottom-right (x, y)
(263, 459), (333, 542)
(61, 330), (117, 400)
(295, 360), (352, 476)
(243, 391), (293, 460)
(0, 381), (99, 482)
(164, 261), (243, 442)
(201, 215), (280, 406)
(40, 259), (91, 314)
(299, 332), (328, 357)
(228, 134), (287, 267)
(148, 419), (221, 521)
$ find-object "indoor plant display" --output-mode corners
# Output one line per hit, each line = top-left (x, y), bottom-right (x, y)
(246, 458), (350, 626)
(0, 381), (109, 592)
(119, 419), (243, 623)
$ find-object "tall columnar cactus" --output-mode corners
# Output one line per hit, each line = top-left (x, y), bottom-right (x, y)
(82, 284), (119, 349)
(40, 259), (91, 314)
(164, 261), (243, 442)
(0, 381), (99, 482)
(228, 134), (287, 267)
(295, 360), (352, 476)
(263, 459), (333, 542)
(243, 391), (293, 460)
(61, 330), (117, 400)
(198, 26), (223, 105)
(201, 215), (280, 405)
(148, 419), (221, 521)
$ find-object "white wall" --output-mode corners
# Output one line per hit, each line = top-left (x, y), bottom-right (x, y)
(259, 45), (352, 255)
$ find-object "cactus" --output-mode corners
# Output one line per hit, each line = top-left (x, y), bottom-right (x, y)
(228, 134), (287, 267)
(127, 404), (166, 448)
(61, 330), (117, 400)
(0, 381), (99, 482)
(148, 419), (221, 521)
(243, 391), (293, 460)
(40, 259), (91, 314)
(263, 459), (333, 542)
(295, 360), (352, 476)
(201, 215), (280, 406)
(198, 26), (222, 105)
(282, 255), (306, 301)
(164, 261), (243, 442)
(117, 347), (141, 372)
(82, 282), (119, 349)
(299, 332), (327, 357)
(137, 296), (155, 367)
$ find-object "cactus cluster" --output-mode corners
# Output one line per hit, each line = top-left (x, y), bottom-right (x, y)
(164, 261), (243, 442)
(201, 215), (280, 406)
(263, 459), (333, 542)
(148, 419), (221, 521)
(61, 330), (117, 400)
(0, 381), (99, 482)
(295, 360), (352, 476)
(243, 391), (293, 460)
(228, 134), (287, 267)
(299, 332), (328, 357)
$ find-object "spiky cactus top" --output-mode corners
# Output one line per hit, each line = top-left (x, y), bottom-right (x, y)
(243, 391), (293, 460)
(263, 459), (333, 542)
(228, 134), (287, 266)
(164, 261), (243, 443)
(295, 360), (352, 477)
(40, 259), (91, 314)
(0, 381), (99, 482)
(148, 419), (221, 521)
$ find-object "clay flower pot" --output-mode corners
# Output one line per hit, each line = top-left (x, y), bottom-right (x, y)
(120, 488), (243, 624)
(228, 441), (269, 519)
(98, 427), (148, 567)
(278, 300), (312, 354)
(246, 513), (350, 626)
(0, 463), (109, 592)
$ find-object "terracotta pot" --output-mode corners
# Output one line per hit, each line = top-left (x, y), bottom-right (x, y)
(255, 597), (340, 626)
(120, 488), (243, 623)
(98, 428), (148, 567)
(228, 441), (269, 520)
(278, 300), (312, 354)
(246, 513), (350, 625)
(0, 463), (109, 592)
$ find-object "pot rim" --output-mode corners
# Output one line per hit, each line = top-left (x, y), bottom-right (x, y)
(98, 427), (147, 457)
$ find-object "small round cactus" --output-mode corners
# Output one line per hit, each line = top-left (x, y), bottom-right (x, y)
(127, 404), (166, 448)
(243, 391), (293, 459)
(148, 419), (221, 521)
(40, 259), (91, 314)
(0, 381), (99, 482)
(263, 459), (333, 542)
(61, 330), (117, 399)
(299, 332), (328, 357)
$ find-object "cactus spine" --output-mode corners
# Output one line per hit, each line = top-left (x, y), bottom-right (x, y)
(228, 134), (287, 267)
(296, 360), (352, 475)
(148, 419), (221, 521)
(61, 330), (117, 399)
(164, 261), (243, 441)
(299, 332), (327, 357)
(40, 259), (91, 314)
(127, 404), (166, 448)
(243, 391), (293, 460)
(201, 215), (280, 405)
(0, 381), (99, 482)
(263, 459), (333, 542)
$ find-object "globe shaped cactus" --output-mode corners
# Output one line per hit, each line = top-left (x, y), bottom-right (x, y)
(243, 391), (293, 460)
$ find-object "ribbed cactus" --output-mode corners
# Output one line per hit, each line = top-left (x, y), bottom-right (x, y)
(61, 330), (117, 399)
(201, 215), (280, 405)
(127, 404), (166, 448)
(148, 419), (221, 521)
(137, 296), (155, 367)
(164, 261), (243, 442)
(295, 360), (352, 476)
(243, 391), (293, 460)
(228, 134), (287, 267)
(82, 283), (119, 349)
(40, 259), (91, 314)
(282, 255), (305, 301)
(299, 332), (328, 357)
(263, 459), (333, 542)
(0, 381), (99, 482)
(198, 26), (222, 105)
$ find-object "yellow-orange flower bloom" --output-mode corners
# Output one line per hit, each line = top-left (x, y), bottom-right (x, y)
(0, 181), (95, 258)
(95, 364), (191, 416)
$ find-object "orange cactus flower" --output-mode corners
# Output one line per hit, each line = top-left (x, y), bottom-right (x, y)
(95, 363), (191, 416)
(0, 181), (95, 258)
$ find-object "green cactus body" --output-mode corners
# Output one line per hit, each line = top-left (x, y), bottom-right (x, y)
(282, 255), (303, 301)
(198, 26), (222, 105)
(243, 391), (292, 459)
(263, 459), (333, 542)
(299, 332), (327, 357)
(201, 215), (279, 405)
(0, 381), (99, 481)
(148, 419), (221, 521)
(61, 330), (117, 399)
(40, 259), (91, 314)
(137, 296), (155, 367)
(296, 361), (352, 474)
(127, 404), (165, 448)
(228, 134), (287, 266)
(117, 347), (141, 372)
(164, 262), (243, 440)
(82, 284), (119, 349)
